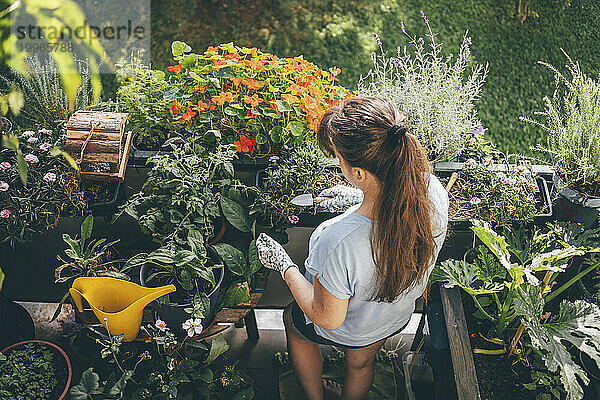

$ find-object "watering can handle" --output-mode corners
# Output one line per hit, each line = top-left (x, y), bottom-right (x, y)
(69, 287), (85, 312)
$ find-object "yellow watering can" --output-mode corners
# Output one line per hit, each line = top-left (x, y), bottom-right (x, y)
(69, 277), (176, 342)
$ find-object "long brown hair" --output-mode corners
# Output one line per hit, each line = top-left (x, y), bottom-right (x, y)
(317, 96), (436, 302)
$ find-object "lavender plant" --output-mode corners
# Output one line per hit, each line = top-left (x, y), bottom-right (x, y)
(358, 11), (488, 161)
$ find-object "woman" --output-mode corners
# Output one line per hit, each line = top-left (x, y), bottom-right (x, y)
(256, 96), (449, 400)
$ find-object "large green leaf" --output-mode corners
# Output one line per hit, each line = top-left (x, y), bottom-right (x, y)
(514, 286), (600, 400)
(80, 215), (93, 244)
(220, 196), (251, 232)
(213, 243), (246, 276)
(172, 41), (192, 56)
(108, 370), (134, 395)
(430, 260), (504, 295)
(69, 368), (100, 400)
(471, 220), (512, 271)
(529, 247), (585, 273)
(205, 334), (230, 365)
(248, 240), (262, 274)
(188, 230), (206, 258)
(222, 283), (250, 307)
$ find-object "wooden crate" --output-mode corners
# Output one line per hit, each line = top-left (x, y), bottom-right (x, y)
(66, 111), (131, 181)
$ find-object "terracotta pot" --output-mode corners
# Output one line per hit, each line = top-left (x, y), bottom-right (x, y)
(1, 340), (72, 400)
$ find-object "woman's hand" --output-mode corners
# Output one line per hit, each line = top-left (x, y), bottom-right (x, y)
(256, 233), (298, 279)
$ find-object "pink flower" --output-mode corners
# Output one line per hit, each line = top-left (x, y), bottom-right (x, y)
(497, 172), (507, 180)
(0, 209), (10, 218)
(520, 168), (531, 176)
(483, 157), (493, 165)
(283, 144), (290, 150)
(466, 158), (477, 166)
(38, 128), (52, 135)
(288, 215), (300, 224)
(0, 181), (8, 191)
(43, 172), (56, 183)
(24, 154), (39, 163)
(519, 176), (528, 183)
(21, 131), (35, 137)
(0, 162), (10, 170)
(269, 156), (280, 162)
(27, 137), (38, 144)
(511, 186), (521, 193)
(39, 143), (52, 151)
(470, 197), (481, 205)
(505, 178), (516, 185)
(529, 183), (538, 190)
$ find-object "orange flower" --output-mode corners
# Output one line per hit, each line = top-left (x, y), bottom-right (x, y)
(246, 109), (257, 118)
(243, 94), (263, 108)
(178, 107), (196, 121)
(229, 76), (243, 85)
(241, 78), (265, 91)
(281, 94), (298, 104)
(192, 100), (209, 112)
(208, 102), (217, 110)
(329, 66), (341, 76)
(289, 84), (304, 96)
(192, 84), (209, 93)
(211, 92), (238, 106)
(246, 58), (266, 71)
(205, 46), (219, 53)
(234, 134), (256, 153)
(269, 102), (280, 113)
(249, 47), (261, 57)
(168, 63), (183, 74)
(223, 53), (239, 60)
(212, 58), (227, 67)
(171, 99), (181, 116)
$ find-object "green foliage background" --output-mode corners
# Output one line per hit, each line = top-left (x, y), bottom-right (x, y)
(149, 0), (600, 156)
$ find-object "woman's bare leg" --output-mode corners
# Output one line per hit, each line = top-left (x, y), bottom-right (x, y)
(341, 338), (386, 400)
(283, 304), (324, 400)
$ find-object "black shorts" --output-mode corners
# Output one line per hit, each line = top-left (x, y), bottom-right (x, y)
(289, 300), (409, 350)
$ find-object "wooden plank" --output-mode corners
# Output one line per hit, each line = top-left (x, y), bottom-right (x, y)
(440, 286), (481, 400)
(67, 111), (129, 132)
(118, 131), (133, 181)
(67, 129), (122, 141)
(214, 308), (251, 323)
(66, 139), (122, 161)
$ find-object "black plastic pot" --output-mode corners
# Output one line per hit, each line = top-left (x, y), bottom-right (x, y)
(0, 295), (35, 349)
(552, 172), (600, 228)
(87, 180), (127, 217)
(139, 245), (225, 336)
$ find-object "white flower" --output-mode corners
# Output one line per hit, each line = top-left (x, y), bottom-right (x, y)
(0, 181), (8, 192)
(181, 318), (203, 337)
(43, 172), (57, 183)
(155, 319), (167, 331)
(38, 128), (52, 135)
(24, 154), (39, 164)
(22, 131), (35, 137)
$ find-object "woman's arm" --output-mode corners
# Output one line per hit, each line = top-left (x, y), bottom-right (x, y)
(284, 267), (348, 330)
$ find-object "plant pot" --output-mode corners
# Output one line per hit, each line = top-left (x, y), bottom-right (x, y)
(1, 340), (72, 400)
(139, 245), (225, 336)
(552, 172), (600, 228)
(85, 180), (127, 217)
(0, 296), (35, 349)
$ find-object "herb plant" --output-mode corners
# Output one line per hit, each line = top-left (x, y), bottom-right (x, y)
(432, 221), (600, 400)
(358, 12), (487, 161)
(523, 51), (600, 196)
(0, 342), (59, 400)
(163, 41), (349, 155)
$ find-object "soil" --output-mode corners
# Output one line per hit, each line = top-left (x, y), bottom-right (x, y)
(462, 294), (535, 400)
(81, 180), (118, 204)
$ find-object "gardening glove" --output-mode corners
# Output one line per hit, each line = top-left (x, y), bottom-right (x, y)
(256, 233), (298, 280)
(317, 185), (364, 212)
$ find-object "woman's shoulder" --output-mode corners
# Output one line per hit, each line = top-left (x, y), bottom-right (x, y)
(310, 213), (371, 257)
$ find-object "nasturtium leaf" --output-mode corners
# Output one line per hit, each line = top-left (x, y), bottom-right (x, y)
(274, 100), (292, 112)
(255, 133), (268, 145)
(172, 41), (192, 56)
(69, 368), (100, 400)
(269, 126), (283, 143)
(288, 121), (304, 137)
(163, 87), (182, 101)
(108, 370), (134, 395)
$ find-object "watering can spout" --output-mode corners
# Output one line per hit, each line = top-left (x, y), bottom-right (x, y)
(69, 277), (176, 341)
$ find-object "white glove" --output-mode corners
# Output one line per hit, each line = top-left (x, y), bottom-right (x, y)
(256, 233), (298, 279)
(317, 185), (364, 212)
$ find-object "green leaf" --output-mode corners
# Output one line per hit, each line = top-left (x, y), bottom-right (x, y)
(69, 368), (100, 400)
(81, 215), (93, 244)
(50, 292), (70, 323)
(189, 71), (207, 82)
(255, 133), (268, 145)
(274, 99), (292, 112)
(220, 196), (251, 232)
(148, 247), (175, 264)
(269, 126), (283, 143)
(223, 283), (250, 307)
(188, 230), (206, 258)
(430, 260), (504, 295)
(172, 41), (192, 56)
(62, 233), (81, 255)
(121, 253), (148, 273)
(16, 150), (27, 186)
(108, 370), (134, 395)
(1, 134), (19, 151)
(209, 77), (221, 89)
(514, 286), (600, 400)
(248, 240), (262, 274)
(232, 387), (255, 400)
(0, 267), (4, 293)
(163, 86), (182, 101)
(189, 366), (213, 383)
(205, 334), (229, 365)
(471, 220), (512, 272)
(213, 243), (246, 276)
(288, 120), (304, 137)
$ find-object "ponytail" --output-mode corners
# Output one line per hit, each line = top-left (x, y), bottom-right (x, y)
(318, 97), (436, 302)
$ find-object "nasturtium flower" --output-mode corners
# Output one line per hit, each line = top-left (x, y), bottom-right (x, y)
(211, 92), (238, 106)
(281, 94), (298, 104)
(178, 107), (196, 121)
(229, 76), (243, 85)
(243, 94), (262, 108)
(192, 101), (210, 112)
(234, 135), (256, 153)
(171, 99), (182, 116)
(192, 84), (209, 93)
(168, 63), (183, 74)
(212, 58), (227, 67)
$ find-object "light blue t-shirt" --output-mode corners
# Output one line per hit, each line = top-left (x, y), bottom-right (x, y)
(303, 174), (449, 347)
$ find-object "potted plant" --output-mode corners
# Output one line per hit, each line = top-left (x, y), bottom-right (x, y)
(431, 220), (600, 400)
(1, 340), (72, 400)
(358, 11), (488, 162)
(161, 41), (350, 159)
(522, 51), (600, 227)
